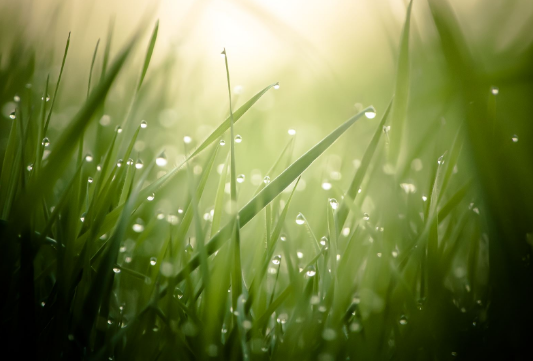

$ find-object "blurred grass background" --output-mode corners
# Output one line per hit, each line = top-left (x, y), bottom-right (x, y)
(1, 0), (533, 359)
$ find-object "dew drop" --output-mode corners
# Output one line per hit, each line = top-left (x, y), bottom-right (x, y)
(135, 159), (143, 169)
(490, 86), (499, 95)
(328, 198), (339, 210)
(306, 265), (316, 277)
(116, 126), (123, 134)
(422, 195), (428, 202)
(263, 176), (271, 184)
(85, 154), (93, 162)
(177, 208), (184, 214)
(140, 120), (147, 128)
(364, 106), (376, 119)
(27, 163), (34, 171)
(237, 174), (245, 183)
(42, 94), (50, 102)
(9, 111), (16, 119)
(156, 151), (167, 167)
(437, 155), (445, 165)
(363, 212), (370, 221)
(41, 301), (46, 307)
(42, 137), (50, 147)
(272, 255), (281, 265)
(173, 286), (184, 299)
(288, 128), (296, 136)
(88, 177), (93, 184)
(147, 193), (155, 201)
(512, 134), (519, 143)
(280, 234), (287, 241)
(132, 219), (144, 233)
(14, 95), (20, 102)
(273, 82), (280, 90)
(320, 236), (329, 250)
(296, 213), (305, 225)
(219, 139), (226, 146)
(150, 257), (157, 266)
(113, 267), (121, 274)
(80, 212), (86, 222)
(297, 251), (304, 259)
(321, 181), (332, 190)
(183, 135), (192, 144)
(235, 135), (242, 143)
(116, 159), (123, 167)
(399, 315), (408, 325)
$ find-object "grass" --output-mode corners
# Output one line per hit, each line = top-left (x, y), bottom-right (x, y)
(1, 0), (533, 360)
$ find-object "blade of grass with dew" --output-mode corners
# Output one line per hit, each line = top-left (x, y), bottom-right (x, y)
(211, 152), (230, 237)
(76, 162), (154, 346)
(172, 106), (376, 284)
(43, 32), (70, 136)
(245, 178), (299, 313)
(222, 48), (244, 310)
(15, 36), (137, 226)
(75, 83), (278, 244)
(337, 99), (393, 229)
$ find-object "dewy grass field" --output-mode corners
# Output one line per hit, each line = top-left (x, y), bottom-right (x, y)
(1, 0), (533, 360)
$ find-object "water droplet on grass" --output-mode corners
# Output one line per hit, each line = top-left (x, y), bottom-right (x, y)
(288, 128), (296, 135)
(135, 159), (143, 169)
(88, 177), (93, 184)
(365, 106), (376, 119)
(272, 255), (281, 265)
(9, 111), (15, 119)
(363, 213), (370, 221)
(173, 287), (184, 299)
(328, 198), (338, 210)
(156, 151), (167, 166)
(263, 176), (271, 184)
(219, 139), (225, 146)
(237, 174), (245, 183)
(42, 137), (50, 147)
(150, 257), (157, 266)
(27, 163), (33, 171)
(140, 120), (147, 128)
(116, 126), (122, 134)
(42, 94), (50, 102)
(113, 267), (121, 273)
(132, 219), (144, 232)
(490, 86), (499, 95)
(321, 181), (332, 190)
(80, 212), (86, 222)
(437, 155), (445, 165)
(235, 135), (242, 143)
(306, 265), (316, 277)
(512, 134), (519, 143)
(14, 95), (20, 102)
(183, 135), (192, 144)
(399, 315), (408, 325)
(147, 193), (155, 201)
(296, 213), (305, 225)
(273, 82), (280, 90)
(117, 159), (123, 167)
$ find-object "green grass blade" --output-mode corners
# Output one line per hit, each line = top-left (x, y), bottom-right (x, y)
(389, 0), (413, 167)
(336, 99), (393, 229)
(173, 106), (374, 284)
(137, 20), (159, 91)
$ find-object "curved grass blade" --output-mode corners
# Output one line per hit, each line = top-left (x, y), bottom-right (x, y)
(337, 99), (393, 229)
(173, 106), (375, 284)
(87, 38), (100, 99)
(137, 20), (159, 91)
(389, 0), (413, 167)
(43, 32), (70, 136)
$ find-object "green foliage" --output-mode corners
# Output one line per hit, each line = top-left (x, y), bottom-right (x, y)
(1, 1), (533, 360)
